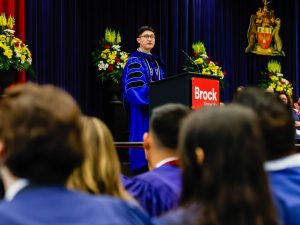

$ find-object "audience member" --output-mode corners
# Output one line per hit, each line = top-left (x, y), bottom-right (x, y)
(0, 83), (154, 225)
(122, 103), (190, 217)
(68, 116), (133, 201)
(157, 105), (278, 225)
(233, 87), (300, 225)
(278, 93), (293, 110)
(291, 95), (300, 139)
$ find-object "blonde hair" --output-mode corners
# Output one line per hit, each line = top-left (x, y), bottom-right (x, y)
(68, 116), (132, 201)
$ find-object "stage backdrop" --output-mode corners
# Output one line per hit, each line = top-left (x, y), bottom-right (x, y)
(25, 0), (299, 119)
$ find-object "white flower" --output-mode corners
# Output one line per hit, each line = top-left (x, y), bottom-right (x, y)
(281, 78), (289, 84)
(14, 49), (22, 58)
(112, 45), (121, 51)
(4, 29), (15, 35)
(27, 58), (32, 65)
(201, 54), (208, 59)
(276, 73), (283, 77)
(98, 61), (109, 71)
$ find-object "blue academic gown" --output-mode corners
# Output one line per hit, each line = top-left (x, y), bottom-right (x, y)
(122, 164), (181, 217)
(122, 51), (165, 171)
(292, 110), (300, 140)
(0, 185), (154, 225)
(265, 154), (300, 225)
(154, 204), (199, 225)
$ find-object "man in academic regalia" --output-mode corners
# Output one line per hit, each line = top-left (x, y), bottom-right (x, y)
(122, 26), (166, 173)
(122, 103), (190, 217)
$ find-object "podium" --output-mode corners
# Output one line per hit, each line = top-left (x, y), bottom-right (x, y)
(150, 72), (220, 112)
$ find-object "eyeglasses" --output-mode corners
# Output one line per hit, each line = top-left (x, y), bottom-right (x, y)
(139, 34), (155, 39)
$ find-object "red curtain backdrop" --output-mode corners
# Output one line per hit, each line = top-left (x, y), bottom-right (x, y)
(0, 0), (26, 83)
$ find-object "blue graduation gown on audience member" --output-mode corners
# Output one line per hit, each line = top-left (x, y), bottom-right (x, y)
(265, 153), (300, 225)
(0, 185), (154, 225)
(122, 164), (181, 217)
(292, 110), (300, 140)
(154, 204), (199, 225)
(122, 51), (165, 171)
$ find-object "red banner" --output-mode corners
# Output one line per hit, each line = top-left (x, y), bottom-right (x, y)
(191, 77), (220, 110)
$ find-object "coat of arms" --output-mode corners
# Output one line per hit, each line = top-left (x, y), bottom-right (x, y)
(245, 0), (284, 56)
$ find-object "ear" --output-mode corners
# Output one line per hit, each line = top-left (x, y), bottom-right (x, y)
(195, 147), (205, 165)
(143, 132), (150, 160)
(136, 37), (141, 44)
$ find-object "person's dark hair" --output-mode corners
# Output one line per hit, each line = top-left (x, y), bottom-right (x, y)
(278, 92), (293, 110)
(291, 95), (300, 108)
(137, 26), (155, 37)
(0, 83), (84, 185)
(150, 103), (190, 150)
(233, 87), (295, 159)
(180, 105), (278, 225)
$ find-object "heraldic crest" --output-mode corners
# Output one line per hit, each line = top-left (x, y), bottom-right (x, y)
(245, 0), (284, 56)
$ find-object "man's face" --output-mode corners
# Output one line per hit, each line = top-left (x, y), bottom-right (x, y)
(137, 30), (155, 52)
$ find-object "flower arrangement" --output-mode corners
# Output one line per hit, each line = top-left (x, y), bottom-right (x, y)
(92, 28), (129, 84)
(258, 60), (293, 97)
(183, 41), (225, 87)
(0, 13), (33, 73)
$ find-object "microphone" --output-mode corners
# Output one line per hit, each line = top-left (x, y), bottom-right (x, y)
(181, 50), (201, 74)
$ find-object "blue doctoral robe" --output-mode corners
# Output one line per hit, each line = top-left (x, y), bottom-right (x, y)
(122, 51), (165, 171)
(122, 164), (181, 217)
(0, 185), (154, 225)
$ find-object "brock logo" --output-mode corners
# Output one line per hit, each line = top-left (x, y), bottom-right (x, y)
(194, 87), (217, 101)
(191, 77), (220, 109)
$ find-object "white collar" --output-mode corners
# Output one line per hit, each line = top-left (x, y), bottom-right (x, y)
(137, 48), (151, 55)
(155, 157), (179, 168)
(5, 178), (29, 201)
(264, 153), (300, 171)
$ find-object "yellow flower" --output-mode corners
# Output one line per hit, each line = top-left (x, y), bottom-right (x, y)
(192, 42), (206, 55)
(0, 34), (6, 41)
(194, 58), (204, 64)
(107, 51), (117, 64)
(217, 70), (224, 77)
(210, 65), (219, 74)
(20, 55), (26, 63)
(286, 89), (293, 96)
(202, 68), (211, 75)
(267, 60), (281, 73)
(0, 13), (7, 26)
(101, 52), (107, 59)
(7, 16), (15, 30)
(4, 47), (13, 58)
(276, 86), (283, 92)
(105, 28), (116, 43)
(116, 32), (121, 44)
(270, 83), (276, 89)
(270, 75), (278, 82)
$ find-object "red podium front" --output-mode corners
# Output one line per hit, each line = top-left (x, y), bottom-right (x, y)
(150, 72), (220, 112)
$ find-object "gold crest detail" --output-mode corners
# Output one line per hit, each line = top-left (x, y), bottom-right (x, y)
(245, 0), (285, 56)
